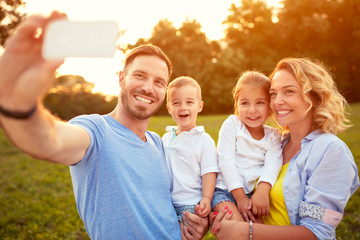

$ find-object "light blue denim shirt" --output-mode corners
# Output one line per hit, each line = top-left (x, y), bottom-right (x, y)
(283, 130), (359, 240)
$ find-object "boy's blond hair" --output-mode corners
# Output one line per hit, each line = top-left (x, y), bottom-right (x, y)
(269, 57), (351, 134)
(167, 76), (202, 102)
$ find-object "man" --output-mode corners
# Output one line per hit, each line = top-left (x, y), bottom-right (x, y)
(0, 12), (208, 239)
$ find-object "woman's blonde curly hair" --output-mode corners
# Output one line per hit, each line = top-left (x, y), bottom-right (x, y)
(269, 57), (351, 134)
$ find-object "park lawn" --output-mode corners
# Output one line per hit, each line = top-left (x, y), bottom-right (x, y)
(0, 103), (359, 239)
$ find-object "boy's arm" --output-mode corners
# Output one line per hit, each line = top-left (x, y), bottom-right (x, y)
(202, 172), (217, 201)
(0, 13), (90, 166)
(197, 172), (217, 217)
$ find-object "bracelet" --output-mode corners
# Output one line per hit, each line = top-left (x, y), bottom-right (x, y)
(249, 220), (253, 240)
(0, 104), (37, 119)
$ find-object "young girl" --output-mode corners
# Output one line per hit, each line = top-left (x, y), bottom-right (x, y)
(212, 71), (283, 222)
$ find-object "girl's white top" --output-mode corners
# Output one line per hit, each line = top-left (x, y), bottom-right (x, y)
(217, 115), (283, 194)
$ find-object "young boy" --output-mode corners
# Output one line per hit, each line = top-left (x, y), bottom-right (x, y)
(162, 76), (219, 239)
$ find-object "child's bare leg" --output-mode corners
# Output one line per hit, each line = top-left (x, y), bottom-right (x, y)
(212, 201), (244, 222)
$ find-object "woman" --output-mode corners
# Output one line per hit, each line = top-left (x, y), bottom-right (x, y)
(211, 57), (359, 240)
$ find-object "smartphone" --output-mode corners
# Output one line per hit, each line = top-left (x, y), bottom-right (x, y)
(42, 19), (119, 60)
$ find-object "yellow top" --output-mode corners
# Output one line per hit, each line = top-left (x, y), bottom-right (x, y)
(263, 162), (291, 225)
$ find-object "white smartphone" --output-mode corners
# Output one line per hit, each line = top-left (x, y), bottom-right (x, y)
(42, 19), (119, 60)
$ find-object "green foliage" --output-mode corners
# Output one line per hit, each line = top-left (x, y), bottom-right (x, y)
(336, 103), (360, 239)
(0, 135), (89, 239)
(124, 18), (231, 115)
(0, 0), (25, 46)
(120, 0), (360, 114)
(223, 0), (278, 73)
(44, 75), (117, 120)
(0, 104), (359, 239)
(275, 0), (360, 102)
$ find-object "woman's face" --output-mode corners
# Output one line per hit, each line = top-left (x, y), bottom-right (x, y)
(269, 69), (313, 130)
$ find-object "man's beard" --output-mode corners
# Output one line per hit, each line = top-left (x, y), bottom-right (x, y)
(120, 87), (163, 120)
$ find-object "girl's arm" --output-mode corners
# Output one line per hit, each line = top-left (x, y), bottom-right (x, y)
(217, 116), (244, 191)
(231, 187), (255, 222)
(249, 182), (271, 217)
(251, 130), (282, 217)
(258, 129), (283, 188)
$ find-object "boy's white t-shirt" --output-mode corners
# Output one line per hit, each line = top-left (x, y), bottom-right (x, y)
(162, 126), (220, 207)
(217, 115), (283, 194)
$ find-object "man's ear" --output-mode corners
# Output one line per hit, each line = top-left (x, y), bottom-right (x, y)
(119, 71), (125, 87)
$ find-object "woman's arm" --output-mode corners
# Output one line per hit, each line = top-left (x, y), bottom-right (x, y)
(212, 208), (316, 240)
(293, 138), (359, 239)
(218, 220), (316, 240)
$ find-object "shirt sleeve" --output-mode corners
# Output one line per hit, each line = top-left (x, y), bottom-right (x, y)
(200, 133), (219, 176)
(299, 139), (359, 239)
(68, 115), (98, 167)
(217, 116), (244, 191)
(258, 130), (283, 188)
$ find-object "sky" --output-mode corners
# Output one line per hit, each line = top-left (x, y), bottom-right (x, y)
(24, 0), (281, 95)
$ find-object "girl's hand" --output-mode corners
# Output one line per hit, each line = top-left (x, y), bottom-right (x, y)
(250, 191), (269, 217)
(237, 196), (255, 222)
(250, 182), (271, 217)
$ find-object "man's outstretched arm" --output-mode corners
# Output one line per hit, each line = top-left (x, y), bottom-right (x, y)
(0, 12), (90, 165)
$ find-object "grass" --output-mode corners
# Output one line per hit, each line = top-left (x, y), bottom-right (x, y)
(0, 103), (359, 239)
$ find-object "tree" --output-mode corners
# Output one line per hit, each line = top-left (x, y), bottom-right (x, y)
(124, 18), (223, 114)
(325, 0), (360, 101)
(201, 46), (247, 114)
(0, 0), (26, 46)
(44, 75), (117, 120)
(223, 0), (278, 74)
(277, 0), (360, 102)
(276, 0), (334, 58)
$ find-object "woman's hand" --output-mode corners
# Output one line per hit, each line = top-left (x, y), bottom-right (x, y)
(211, 206), (249, 240)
